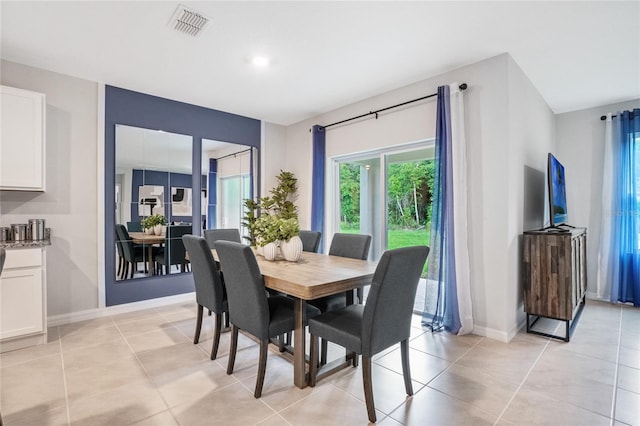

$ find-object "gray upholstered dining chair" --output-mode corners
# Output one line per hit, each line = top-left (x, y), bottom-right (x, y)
(308, 245), (429, 423)
(299, 230), (322, 253)
(310, 232), (372, 364)
(204, 228), (241, 248)
(182, 235), (228, 360)
(214, 240), (321, 398)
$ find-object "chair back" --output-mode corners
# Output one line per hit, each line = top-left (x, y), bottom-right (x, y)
(182, 235), (225, 313)
(215, 241), (270, 339)
(299, 230), (322, 253)
(0, 247), (6, 276)
(115, 224), (137, 262)
(127, 221), (142, 232)
(328, 233), (372, 260)
(204, 228), (241, 248)
(362, 246), (429, 357)
(162, 225), (192, 267)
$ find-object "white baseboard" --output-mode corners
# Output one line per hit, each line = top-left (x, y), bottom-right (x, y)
(471, 317), (525, 343)
(47, 292), (196, 327)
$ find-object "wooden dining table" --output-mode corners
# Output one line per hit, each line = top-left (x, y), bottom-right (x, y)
(129, 232), (165, 275)
(211, 249), (377, 388)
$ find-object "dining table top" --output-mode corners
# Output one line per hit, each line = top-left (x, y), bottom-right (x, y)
(211, 248), (378, 300)
(128, 231), (165, 245)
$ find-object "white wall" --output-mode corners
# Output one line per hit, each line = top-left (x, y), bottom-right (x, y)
(272, 53), (554, 340)
(505, 56), (556, 337)
(555, 98), (640, 299)
(0, 60), (99, 316)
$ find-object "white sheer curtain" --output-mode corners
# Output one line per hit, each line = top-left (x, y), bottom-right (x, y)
(450, 83), (473, 334)
(596, 113), (614, 300)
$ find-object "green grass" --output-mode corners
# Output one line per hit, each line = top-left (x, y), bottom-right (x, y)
(339, 223), (430, 275)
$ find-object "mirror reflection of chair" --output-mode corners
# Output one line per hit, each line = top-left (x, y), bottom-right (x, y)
(310, 232), (372, 364)
(115, 224), (147, 279)
(126, 221), (142, 232)
(299, 230), (322, 253)
(203, 228), (241, 248)
(309, 245), (430, 423)
(154, 225), (192, 275)
(0, 247), (6, 275)
(215, 241), (321, 398)
(182, 235), (228, 360)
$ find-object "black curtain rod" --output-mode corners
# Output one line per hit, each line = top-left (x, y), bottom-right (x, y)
(312, 83), (467, 132)
(601, 112), (636, 120)
(215, 148), (252, 160)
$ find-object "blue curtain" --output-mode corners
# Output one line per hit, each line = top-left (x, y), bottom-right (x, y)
(311, 125), (326, 251)
(610, 108), (640, 306)
(207, 159), (217, 230)
(422, 85), (462, 333)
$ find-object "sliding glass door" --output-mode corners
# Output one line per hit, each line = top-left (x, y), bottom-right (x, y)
(333, 141), (434, 305)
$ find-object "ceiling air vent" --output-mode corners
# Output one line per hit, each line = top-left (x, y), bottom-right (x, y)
(169, 5), (210, 37)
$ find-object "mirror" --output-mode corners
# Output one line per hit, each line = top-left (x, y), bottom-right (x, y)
(202, 139), (255, 241)
(115, 124), (193, 280)
(104, 84), (261, 306)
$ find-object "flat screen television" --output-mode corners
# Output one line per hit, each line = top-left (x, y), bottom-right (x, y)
(547, 153), (568, 227)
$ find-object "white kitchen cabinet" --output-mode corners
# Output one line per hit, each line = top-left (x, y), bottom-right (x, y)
(0, 248), (47, 352)
(0, 85), (46, 191)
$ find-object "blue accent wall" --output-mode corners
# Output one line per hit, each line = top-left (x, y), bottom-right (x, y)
(105, 85), (260, 306)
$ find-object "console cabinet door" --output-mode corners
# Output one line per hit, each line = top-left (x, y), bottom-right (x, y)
(0, 267), (44, 339)
(0, 85), (46, 191)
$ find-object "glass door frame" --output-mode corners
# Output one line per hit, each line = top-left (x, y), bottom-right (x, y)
(328, 139), (434, 260)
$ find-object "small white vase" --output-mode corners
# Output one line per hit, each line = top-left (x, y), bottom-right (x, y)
(144, 227), (154, 235)
(262, 242), (278, 261)
(281, 235), (303, 262)
(154, 224), (163, 235)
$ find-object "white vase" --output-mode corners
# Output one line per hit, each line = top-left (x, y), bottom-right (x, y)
(154, 224), (163, 235)
(281, 235), (303, 262)
(144, 227), (154, 235)
(262, 242), (278, 261)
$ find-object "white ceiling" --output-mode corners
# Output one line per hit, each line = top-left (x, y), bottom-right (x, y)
(1, 1), (638, 126)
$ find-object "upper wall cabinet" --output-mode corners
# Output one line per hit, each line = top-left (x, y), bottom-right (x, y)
(0, 85), (46, 191)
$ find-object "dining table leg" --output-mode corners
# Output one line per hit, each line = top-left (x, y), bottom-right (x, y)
(147, 245), (155, 275)
(293, 297), (307, 388)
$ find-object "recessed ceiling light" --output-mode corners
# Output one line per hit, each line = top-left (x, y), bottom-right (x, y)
(252, 56), (270, 68)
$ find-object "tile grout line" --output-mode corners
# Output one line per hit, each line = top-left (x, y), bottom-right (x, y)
(112, 318), (181, 425)
(57, 326), (71, 426)
(492, 336), (552, 425)
(609, 305), (624, 425)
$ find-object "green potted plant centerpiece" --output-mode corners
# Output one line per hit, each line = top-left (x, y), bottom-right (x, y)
(243, 170), (302, 261)
(141, 214), (166, 236)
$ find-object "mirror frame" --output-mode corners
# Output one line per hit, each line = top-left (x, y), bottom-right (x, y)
(105, 85), (260, 306)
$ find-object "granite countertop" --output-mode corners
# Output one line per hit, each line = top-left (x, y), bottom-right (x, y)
(0, 228), (52, 249)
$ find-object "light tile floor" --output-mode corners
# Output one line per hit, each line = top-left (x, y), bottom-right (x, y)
(1, 300), (638, 425)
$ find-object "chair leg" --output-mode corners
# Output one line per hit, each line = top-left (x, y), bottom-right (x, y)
(309, 334), (319, 387)
(352, 352), (359, 367)
(357, 287), (363, 304)
(321, 339), (328, 365)
(211, 313), (222, 360)
(194, 304), (203, 344)
(362, 355), (376, 423)
(226, 325), (239, 375)
(117, 256), (123, 277)
(224, 312), (230, 328)
(208, 309), (212, 316)
(254, 339), (269, 398)
(400, 339), (413, 395)
(129, 261), (134, 279)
